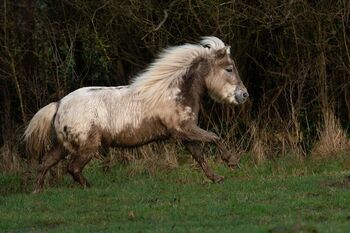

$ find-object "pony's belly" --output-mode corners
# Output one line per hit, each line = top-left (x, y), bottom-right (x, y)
(106, 119), (170, 147)
(112, 131), (169, 147)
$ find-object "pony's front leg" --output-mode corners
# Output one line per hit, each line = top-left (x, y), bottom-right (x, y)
(183, 141), (224, 183)
(175, 125), (223, 182)
(175, 125), (221, 142)
(214, 140), (240, 169)
(176, 124), (239, 169)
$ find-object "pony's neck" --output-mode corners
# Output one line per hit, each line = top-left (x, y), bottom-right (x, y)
(178, 64), (208, 116)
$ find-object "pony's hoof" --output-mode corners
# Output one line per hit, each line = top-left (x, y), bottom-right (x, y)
(211, 174), (224, 183)
(32, 188), (43, 194)
(228, 162), (240, 170)
(82, 182), (91, 189)
(227, 157), (240, 170)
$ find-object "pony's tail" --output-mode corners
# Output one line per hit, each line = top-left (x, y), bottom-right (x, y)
(24, 102), (58, 161)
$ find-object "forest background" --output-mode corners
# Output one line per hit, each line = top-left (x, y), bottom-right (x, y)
(0, 0), (349, 172)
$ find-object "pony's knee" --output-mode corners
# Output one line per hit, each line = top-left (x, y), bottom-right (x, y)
(67, 165), (78, 175)
(37, 164), (46, 173)
(60, 140), (78, 155)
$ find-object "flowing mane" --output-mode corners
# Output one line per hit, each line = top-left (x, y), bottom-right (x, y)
(130, 36), (227, 107)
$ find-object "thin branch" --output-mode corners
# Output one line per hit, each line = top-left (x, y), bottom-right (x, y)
(142, 10), (168, 40)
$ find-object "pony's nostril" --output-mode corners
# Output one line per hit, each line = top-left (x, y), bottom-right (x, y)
(243, 92), (249, 99)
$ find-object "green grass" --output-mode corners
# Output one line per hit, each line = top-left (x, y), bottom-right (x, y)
(1, 156), (350, 233)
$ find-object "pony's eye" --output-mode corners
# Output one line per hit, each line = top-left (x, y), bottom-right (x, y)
(225, 66), (233, 73)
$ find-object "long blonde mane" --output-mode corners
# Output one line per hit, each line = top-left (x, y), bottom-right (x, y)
(130, 36), (226, 107)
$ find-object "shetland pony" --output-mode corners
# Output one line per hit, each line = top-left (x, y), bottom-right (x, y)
(24, 36), (248, 193)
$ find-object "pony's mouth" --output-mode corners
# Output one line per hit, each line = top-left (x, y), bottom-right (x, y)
(235, 91), (249, 104)
(209, 87), (249, 104)
(232, 90), (249, 104)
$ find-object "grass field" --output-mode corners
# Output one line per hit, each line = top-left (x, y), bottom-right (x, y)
(1, 155), (350, 233)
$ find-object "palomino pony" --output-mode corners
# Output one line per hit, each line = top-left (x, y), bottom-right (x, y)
(24, 36), (249, 193)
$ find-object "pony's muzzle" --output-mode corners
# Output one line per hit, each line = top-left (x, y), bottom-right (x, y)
(235, 89), (249, 104)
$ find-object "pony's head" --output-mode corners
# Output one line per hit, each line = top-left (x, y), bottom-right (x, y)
(131, 36), (248, 107)
(200, 37), (248, 105)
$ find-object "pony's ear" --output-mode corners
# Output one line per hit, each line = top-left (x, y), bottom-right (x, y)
(188, 58), (211, 78)
(215, 46), (230, 59)
(196, 59), (211, 76)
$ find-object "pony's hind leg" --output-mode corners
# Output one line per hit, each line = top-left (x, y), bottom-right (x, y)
(33, 145), (65, 193)
(67, 153), (93, 188)
(66, 126), (101, 188)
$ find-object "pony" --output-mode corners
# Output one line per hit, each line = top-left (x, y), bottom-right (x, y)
(24, 36), (249, 193)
